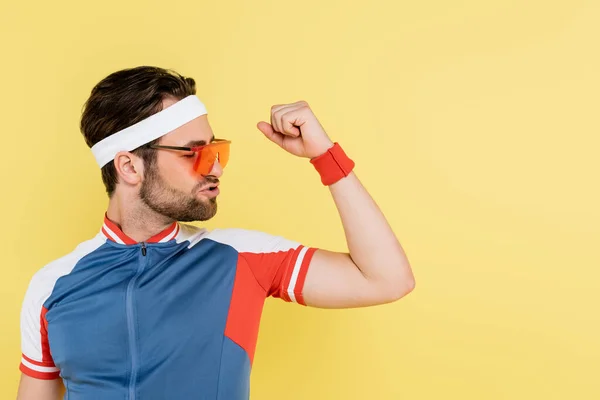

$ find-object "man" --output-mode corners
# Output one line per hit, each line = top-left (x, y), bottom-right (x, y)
(16, 66), (415, 400)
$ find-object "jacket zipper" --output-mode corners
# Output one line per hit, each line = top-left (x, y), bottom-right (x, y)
(126, 242), (147, 400)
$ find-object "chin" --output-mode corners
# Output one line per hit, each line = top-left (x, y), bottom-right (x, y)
(178, 209), (217, 223)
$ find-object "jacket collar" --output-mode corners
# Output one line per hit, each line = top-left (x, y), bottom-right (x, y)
(100, 213), (180, 245)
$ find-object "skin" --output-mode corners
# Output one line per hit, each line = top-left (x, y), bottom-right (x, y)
(17, 98), (415, 399)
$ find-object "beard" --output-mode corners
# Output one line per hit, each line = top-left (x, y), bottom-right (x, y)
(139, 163), (218, 222)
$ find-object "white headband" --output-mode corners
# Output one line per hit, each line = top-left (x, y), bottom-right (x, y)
(91, 95), (208, 168)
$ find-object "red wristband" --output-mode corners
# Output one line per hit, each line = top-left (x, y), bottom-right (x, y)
(310, 142), (355, 185)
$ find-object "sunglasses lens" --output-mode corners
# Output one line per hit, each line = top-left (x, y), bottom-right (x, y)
(193, 142), (230, 175)
(217, 145), (229, 168)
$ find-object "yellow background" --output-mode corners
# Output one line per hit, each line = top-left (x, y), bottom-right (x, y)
(1, 0), (598, 398)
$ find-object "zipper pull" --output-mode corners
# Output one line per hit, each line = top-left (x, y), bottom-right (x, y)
(141, 242), (147, 256)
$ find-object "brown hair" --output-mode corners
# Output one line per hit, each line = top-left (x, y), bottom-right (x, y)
(80, 66), (197, 197)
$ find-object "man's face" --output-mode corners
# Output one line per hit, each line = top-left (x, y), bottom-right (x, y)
(139, 97), (223, 222)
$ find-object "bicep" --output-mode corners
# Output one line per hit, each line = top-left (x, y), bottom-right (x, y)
(16, 374), (63, 400)
(302, 249), (390, 308)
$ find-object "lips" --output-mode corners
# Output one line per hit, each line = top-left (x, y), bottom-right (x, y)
(197, 181), (220, 197)
(205, 183), (219, 191)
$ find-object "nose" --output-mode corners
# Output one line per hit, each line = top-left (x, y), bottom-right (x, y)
(206, 159), (223, 178)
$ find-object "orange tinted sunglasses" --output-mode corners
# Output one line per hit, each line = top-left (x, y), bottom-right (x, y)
(150, 139), (231, 175)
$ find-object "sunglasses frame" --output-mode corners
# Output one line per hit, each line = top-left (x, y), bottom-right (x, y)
(149, 139), (231, 154)
(149, 139), (231, 174)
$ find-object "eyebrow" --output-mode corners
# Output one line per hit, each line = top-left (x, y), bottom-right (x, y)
(183, 136), (215, 148)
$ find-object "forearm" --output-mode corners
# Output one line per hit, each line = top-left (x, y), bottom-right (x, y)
(328, 172), (415, 295)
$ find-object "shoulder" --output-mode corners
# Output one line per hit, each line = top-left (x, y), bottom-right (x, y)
(23, 234), (107, 306)
(206, 227), (302, 254)
(178, 223), (301, 254)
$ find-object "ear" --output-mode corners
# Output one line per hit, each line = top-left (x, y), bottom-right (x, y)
(113, 151), (144, 186)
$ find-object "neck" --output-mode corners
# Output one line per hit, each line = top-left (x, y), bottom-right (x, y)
(106, 191), (175, 243)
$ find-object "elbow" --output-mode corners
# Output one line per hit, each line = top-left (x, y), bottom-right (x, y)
(381, 269), (415, 303)
(402, 274), (416, 297)
(392, 275), (416, 301)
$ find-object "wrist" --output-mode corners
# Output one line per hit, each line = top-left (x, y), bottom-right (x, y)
(310, 142), (355, 186)
(310, 140), (335, 159)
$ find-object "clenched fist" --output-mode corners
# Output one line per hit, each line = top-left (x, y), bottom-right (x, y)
(257, 101), (334, 159)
